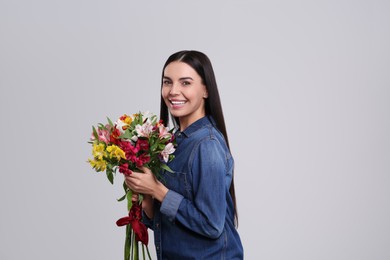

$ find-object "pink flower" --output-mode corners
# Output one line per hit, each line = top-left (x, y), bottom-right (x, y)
(160, 143), (175, 163)
(97, 128), (111, 144)
(90, 125), (112, 144)
(158, 124), (171, 139)
(135, 122), (153, 137)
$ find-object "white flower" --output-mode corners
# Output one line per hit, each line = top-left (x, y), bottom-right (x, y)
(135, 122), (153, 137)
(141, 111), (158, 125)
(131, 135), (138, 143)
(160, 143), (175, 163)
(115, 119), (128, 134)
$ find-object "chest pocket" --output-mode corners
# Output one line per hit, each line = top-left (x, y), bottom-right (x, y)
(160, 170), (193, 201)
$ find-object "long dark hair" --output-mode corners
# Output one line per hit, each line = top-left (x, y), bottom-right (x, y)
(160, 50), (238, 225)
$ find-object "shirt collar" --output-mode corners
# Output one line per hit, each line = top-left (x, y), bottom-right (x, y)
(176, 116), (214, 138)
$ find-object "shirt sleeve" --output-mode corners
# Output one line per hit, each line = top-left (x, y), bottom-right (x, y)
(160, 136), (229, 239)
(142, 211), (154, 229)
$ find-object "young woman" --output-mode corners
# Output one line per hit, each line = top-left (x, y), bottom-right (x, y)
(125, 50), (243, 259)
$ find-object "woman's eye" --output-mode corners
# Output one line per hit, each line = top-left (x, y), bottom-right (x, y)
(163, 80), (172, 85)
(182, 81), (191, 86)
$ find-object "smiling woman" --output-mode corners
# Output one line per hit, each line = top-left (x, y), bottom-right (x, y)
(162, 61), (208, 130)
(124, 50), (244, 259)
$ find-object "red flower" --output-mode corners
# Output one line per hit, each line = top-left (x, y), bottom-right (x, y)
(119, 163), (132, 176)
(137, 139), (149, 151)
(120, 141), (138, 159)
(116, 204), (148, 245)
(110, 128), (121, 145)
(134, 153), (150, 167)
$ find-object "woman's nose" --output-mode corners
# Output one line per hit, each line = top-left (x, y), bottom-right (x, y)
(169, 82), (180, 95)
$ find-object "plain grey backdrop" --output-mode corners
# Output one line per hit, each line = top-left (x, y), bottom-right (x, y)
(1, 0), (389, 259)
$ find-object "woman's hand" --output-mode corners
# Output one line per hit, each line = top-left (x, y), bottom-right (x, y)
(124, 166), (169, 202)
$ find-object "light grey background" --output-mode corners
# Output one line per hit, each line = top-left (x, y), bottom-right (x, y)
(1, 0), (389, 259)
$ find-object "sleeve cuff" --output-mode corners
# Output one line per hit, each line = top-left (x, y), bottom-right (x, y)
(160, 190), (184, 222)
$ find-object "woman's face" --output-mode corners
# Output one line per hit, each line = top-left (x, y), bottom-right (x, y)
(162, 61), (208, 130)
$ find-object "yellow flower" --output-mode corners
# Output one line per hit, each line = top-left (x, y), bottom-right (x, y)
(120, 114), (133, 125)
(106, 145), (126, 161)
(92, 143), (106, 160)
(88, 158), (107, 172)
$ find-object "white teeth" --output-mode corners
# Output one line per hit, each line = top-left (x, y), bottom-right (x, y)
(171, 101), (186, 105)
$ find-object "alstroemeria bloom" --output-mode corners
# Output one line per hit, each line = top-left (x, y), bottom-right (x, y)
(97, 126), (111, 144)
(116, 204), (148, 245)
(158, 124), (171, 139)
(134, 153), (150, 167)
(106, 145), (126, 161)
(119, 163), (132, 176)
(115, 119), (129, 134)
(160, 143), (175, 163)
(141, 111), (153, 123)
(88, 158), (107, 172)
(92, 143), (106, 160)
(131, 135), (138, 143)
(135, 122), (153, 137)
(120, 114), (133, 125)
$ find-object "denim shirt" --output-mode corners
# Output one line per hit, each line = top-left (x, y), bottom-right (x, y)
(144, 116), (243, 260)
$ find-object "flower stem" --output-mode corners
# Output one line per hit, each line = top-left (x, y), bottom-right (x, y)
(142, 244), (145, 259)
(124, 225), (131, 260)
(146, 246), (152, 260)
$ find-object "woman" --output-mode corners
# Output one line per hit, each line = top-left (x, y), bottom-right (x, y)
(125, 50), (243, 259)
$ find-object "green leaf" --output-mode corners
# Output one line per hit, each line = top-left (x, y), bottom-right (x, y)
(106, 168), (114, 184)
(117, 193), (126, 202)
(161, 163), (174, 173)
(119, 130), (134, 140)
(150, 115), (157, 125)
(107, 116), (114, 127)
(92, 126), (99, 140)
(150, 141), (159, 152)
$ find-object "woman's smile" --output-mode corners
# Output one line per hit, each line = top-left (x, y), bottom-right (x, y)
(169, 99), (187, 108)
(162, 61), (208, 130)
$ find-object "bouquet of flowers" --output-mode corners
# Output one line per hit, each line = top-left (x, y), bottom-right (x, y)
(87, 111), (176, 260)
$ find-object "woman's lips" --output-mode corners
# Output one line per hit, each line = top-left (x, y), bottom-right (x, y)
(170, 100), (187, 108)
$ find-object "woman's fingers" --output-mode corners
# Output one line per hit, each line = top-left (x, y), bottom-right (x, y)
(132, 193), (139, 202)
(138, 166), (152, 175)
(124, 172), (145, 192)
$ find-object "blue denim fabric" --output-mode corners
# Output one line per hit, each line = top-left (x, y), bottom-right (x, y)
(144, 116), (243, 260)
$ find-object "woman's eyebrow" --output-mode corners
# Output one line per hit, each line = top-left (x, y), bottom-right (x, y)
(179, 77), (194, 81)
(163, 76), (194, 81)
